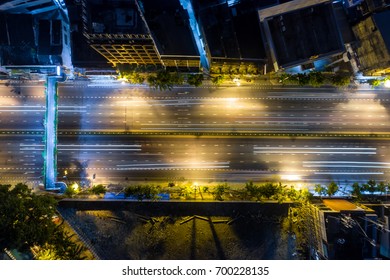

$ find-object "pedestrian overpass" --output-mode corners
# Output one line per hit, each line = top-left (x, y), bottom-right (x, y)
(44, 74), (66, 190)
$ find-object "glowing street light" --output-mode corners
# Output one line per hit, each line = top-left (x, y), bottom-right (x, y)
(281, 174), (301, 181)
(232, 78), (241, 86)
(193, 182), (199, 200)
(71, 183), (80, 191)
(384, 79), (390, 88)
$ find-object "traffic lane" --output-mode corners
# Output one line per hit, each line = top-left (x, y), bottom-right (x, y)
(55, 135), (390, 184)
(0, 135), (44, 184)
(58, 82), (351, 99)
(0, 105), (86, 131)
(0, 113), (44, 130)
(57, 82), (390, 101)
(0, 82), (45, 96)
(56, 94), (390, 132)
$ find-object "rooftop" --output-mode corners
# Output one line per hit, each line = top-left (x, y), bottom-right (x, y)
(322, 199), (362, 212)
(195, 0), (272, 60)
(142, 0), (198, 56)
(83, 0), (148, 35)
(259, 0), (345, 70)
(373, 9), (390, 52)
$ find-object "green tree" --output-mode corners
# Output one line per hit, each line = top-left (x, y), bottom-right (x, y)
(261, 182), (278, 199)
(211, 75), (225, 86)
(187, 74), (203, 87)
(0, 183), (57, 251)
(171, 72), (184, 85)
(245, 181), (261, 201)
(351, 182), (362, 199)
(213, 183), (229, 201)
(90, 184), (106, 195)
(314, 184), (327, 197)
(377, 182), (387, 195)
(368, 79), (381, 87)
(124, 184), (159, 201)
(308, 71), (325, 87)
(326, 181), (339, 197)
(366, 179), (377, 194)
(147, 70), (181, 91)
(297, 73), (309, 86)
(331, 74), (351, 87)
(64, 185), (76, 197)
(37, 228), (88, 260)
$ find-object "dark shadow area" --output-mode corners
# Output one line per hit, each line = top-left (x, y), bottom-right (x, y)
(57, 202), (297, 259)
(190, 218), (197, 260)
(207, 217), (226, 259)
(56, 156), (90, 187)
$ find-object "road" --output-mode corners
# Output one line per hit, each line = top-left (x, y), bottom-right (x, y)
(57, 84), (390, 134)
(1, 81), (390, 186)
(2, 134), (390, 186)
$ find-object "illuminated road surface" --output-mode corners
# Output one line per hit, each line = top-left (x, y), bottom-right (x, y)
(1, 81), (390, 186)
(57, 85), (390, 133)
(2, 134), (390, 186)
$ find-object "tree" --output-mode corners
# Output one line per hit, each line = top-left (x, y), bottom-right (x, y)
(308, 71), (325, 87)
(171, 72), (184, 85)
(351, 182), (362, 199)
(296, 73), (309, 86)
(366, 179), (377, 194)
(261, 182), (278, 199)
(36, 228), (88, 260)
(124, 184), (159, 201)
(213, 183), (229, 201)
(326, 181), (339, 197)
(147, 70), (181, 91)
(187, 74), (203, 87)
(377, 182), (387, 195)
(368, 79), (381, 87)
(90, 184), (106, 195)
(64, 185), (77, 197)
(245, 181), (262, 201)
(211, 75), (225, 86)
(314, 184), (327, 197)
(0, 183), (57, 251)
(331, 74), (351, 87)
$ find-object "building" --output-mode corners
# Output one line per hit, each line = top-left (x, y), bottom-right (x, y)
(193, 0), (268, 74)
(258, 0), (346, 72)
(352, 9), (390, 76)
(79, 0), (200, 71)
(0, 0), (73, 70)
(307, 199), (379, 259)
(141, 0), (200, 70)
(0, 0), (59, 14)
(359, 0), (390, 15)
(81, 0), (161, 67)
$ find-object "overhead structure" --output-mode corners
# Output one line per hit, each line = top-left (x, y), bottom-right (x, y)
(44, 74), (65, 190)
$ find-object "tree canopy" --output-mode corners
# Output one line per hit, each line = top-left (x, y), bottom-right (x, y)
(147, 70), (183, 91)
(187, 74), (204, 87)
(0, 183), (57, 251)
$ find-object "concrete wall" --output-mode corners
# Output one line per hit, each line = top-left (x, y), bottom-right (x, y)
(58, 199), (293, 217)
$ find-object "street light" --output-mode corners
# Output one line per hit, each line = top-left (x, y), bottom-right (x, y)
(193, 182), (198, 200)
(232, 78), (240, 86)
(384, 79), (390, 88)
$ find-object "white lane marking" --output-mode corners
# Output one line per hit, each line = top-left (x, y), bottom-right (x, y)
(314, 172), (383, 175)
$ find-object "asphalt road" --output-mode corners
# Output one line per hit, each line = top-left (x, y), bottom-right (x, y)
(2, 134), (390, 186)
(1, 81), (390, 186)
(57, 84), (390, 134)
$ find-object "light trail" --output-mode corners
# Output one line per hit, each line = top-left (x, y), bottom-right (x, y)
(314, 172), (384, 175)
(115, 161), (230, 170)
(253, 147), (376, 154)
(20, 144), (141, 151)
(303, 161), (390, 165)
